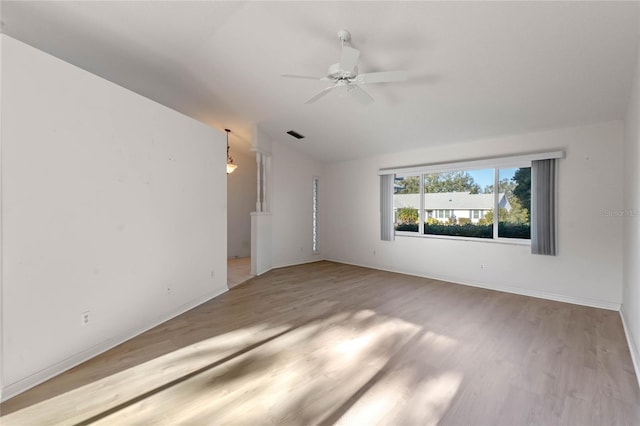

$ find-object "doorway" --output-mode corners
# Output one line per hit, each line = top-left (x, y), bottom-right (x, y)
(226, 138), (257, 289)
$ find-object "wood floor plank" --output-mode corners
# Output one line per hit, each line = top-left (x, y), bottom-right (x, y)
(1, 261), (638, 425)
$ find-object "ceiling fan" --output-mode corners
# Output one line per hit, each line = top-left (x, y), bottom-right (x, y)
(282, 30), (408, 106)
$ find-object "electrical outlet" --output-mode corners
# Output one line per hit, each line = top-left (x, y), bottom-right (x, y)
(480, 264), (485, 270)
(167, 286), (172, 295)
(81, 311), (90, 326)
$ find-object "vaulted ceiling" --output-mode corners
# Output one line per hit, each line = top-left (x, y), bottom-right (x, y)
(2, 1), (639, 161)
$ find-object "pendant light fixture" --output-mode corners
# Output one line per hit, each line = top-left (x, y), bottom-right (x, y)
(225, 129), (237, 174)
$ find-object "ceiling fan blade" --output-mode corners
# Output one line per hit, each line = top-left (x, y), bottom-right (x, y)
(355, 70), (408, 84)
(281, 74), (326, 80)
(349, 84), (374, 106)
(339, 46), (360, 72)
(305, 86), (336, 104)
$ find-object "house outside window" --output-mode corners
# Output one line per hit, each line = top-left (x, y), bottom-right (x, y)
(394, 167), (531, 240)
(435, 209), (453, 219)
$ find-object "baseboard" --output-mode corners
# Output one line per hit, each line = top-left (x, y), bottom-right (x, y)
(253, 267), (272, 276)
(271, 257), (325, 270)
(0, 287), (227, 402)
(620, 306), (640, 388)
(325, 258), (621, 311)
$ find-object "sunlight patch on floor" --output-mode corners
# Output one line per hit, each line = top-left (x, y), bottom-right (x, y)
(409, 372), (464, 425)
(0, 323), (285, 425)
(95, 312), (421, 424)
(3, 310), (464, 425)
(333, 370), (463, 426)
(333, 330), (463, 425)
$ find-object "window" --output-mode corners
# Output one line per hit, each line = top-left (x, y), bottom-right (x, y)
(435, 210), (453, 219)
(395, 166), (532, 240)
(380, 151), (561, 248)
(312, 177), (319, 253)
(394, 175), (420, 233)
(421, 169), (494, 238)
(497, 167), (531, 239)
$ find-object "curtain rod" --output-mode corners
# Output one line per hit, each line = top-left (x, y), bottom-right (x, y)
(378, 150), (564, 176)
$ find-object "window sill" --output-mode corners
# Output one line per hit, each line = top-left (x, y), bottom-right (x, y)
(394, 232), (531, 246)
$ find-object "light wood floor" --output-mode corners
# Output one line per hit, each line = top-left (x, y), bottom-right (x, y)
(227, 257), (252, 289)
(2, 261), (639, 425)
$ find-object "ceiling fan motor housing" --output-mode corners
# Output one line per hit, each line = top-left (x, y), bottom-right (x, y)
(328, 63), (358, 80)
(337, 29), (351, 44)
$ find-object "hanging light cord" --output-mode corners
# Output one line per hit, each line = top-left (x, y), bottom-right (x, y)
(225, 128), (238, 175)
(226, 129), (233, 164)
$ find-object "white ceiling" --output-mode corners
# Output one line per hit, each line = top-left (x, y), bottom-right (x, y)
(2, 1), (639, 162)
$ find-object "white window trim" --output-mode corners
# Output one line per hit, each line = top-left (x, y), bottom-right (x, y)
(493, 168), (499, 238)
(392, 153), (546, 242)
(419, 173), (425, 234)
(397, 232), (531, 246)
(379, 150), (564, 176)
(312, 176), (320, 254)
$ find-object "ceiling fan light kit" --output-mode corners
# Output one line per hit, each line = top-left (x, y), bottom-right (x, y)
(282, 29), (408, 106)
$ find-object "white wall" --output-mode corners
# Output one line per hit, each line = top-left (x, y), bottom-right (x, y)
(324, 121), (624, 309)
(622, 26), (640, 380)
(227, 148), (257, 258)
(0, 21), (4, 398)
(251, 212), (272, 275)
(1, 35), (228, 400)
(271, 141), (323, 268)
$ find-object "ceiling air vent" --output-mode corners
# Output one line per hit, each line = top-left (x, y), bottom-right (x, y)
(286, 130), (305, 140)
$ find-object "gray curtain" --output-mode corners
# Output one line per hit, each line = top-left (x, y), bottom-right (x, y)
(531, 159), (556, 255)
(380, 174), (395, 241)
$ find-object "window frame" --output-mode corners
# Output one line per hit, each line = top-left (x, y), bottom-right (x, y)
(312, 176), (320, 254)
(394, 163), (532, 244)
(393, 173), (422, 235)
